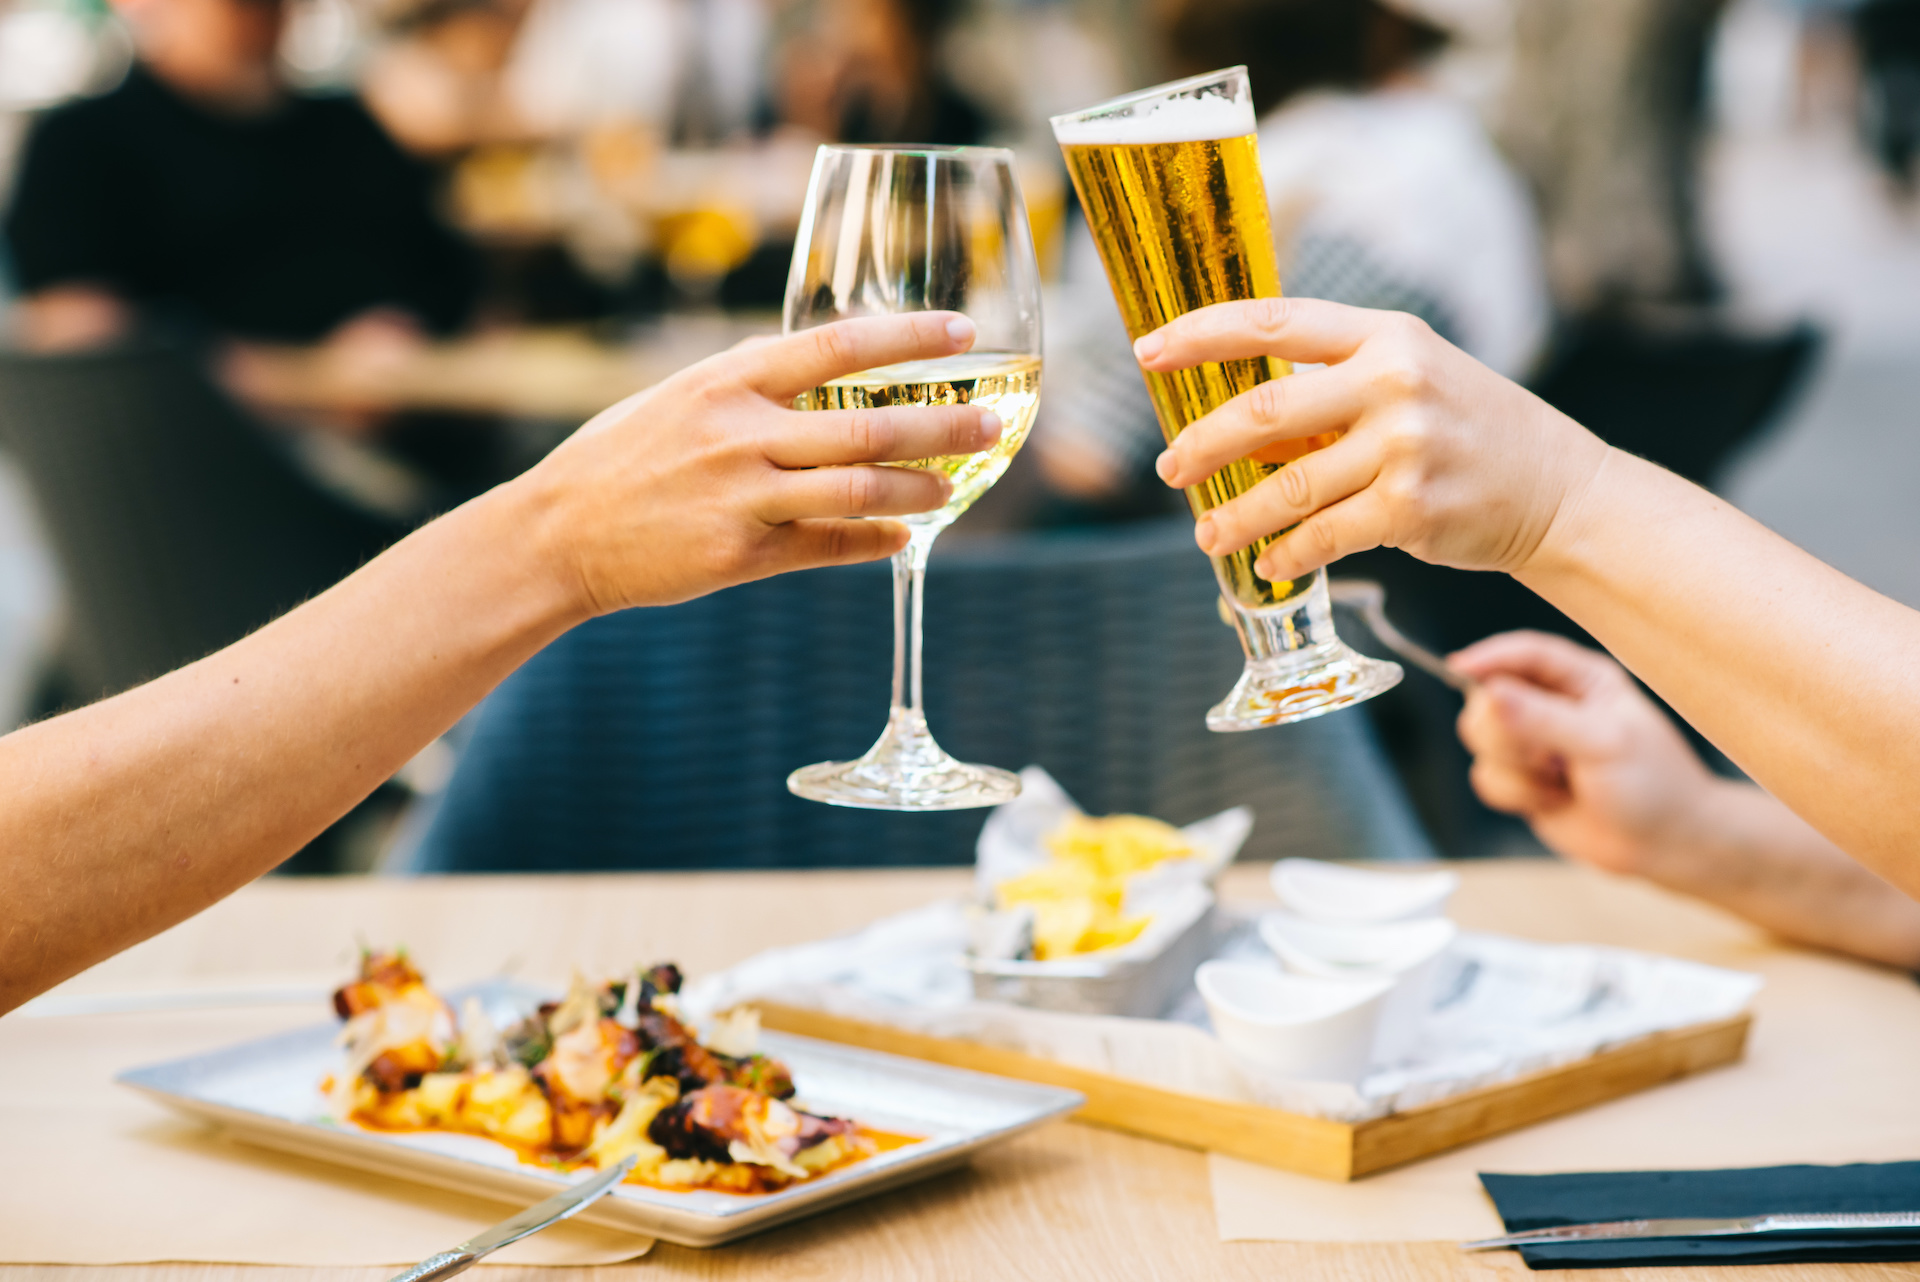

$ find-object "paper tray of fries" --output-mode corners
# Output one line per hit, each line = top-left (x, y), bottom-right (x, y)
(960, 769), (1250, 1018)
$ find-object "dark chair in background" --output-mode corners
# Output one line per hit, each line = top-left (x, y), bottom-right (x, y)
(1343, 316), (1823, 855)
(1532, 317), (1824, 489)
(399, 518), (1432, 873)
(1856, 0), (1920, 191)
(0, 346), (411, 870)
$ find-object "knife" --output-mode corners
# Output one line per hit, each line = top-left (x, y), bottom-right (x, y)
(1463, 1211), (1920, 1251)
(387, 1153), (640, 1281)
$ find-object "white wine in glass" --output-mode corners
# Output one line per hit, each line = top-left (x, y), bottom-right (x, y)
(794, 353), (1041, 523)
(784, 146), (1043, 811)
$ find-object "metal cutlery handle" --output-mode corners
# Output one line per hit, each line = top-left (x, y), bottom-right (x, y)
(388, 1249), (476, 1282)
(1463, 1210), (1920, 1251)
(1326, 580), (1474, 693)
(1462, 1217), (1743, 1249)
(1761, 1212), (1920, 1232)
(384, 1154), (637, 1281)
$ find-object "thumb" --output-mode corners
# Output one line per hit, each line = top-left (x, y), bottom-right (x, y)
(1484, 675), (1614, 763)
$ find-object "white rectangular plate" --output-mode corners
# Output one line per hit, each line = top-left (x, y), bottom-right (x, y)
(117, 980), (1083, 1247)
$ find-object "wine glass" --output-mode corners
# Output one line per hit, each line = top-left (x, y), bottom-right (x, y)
(783, 145), (1043, 811)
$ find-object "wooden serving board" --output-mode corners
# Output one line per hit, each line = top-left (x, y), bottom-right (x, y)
(757, 1002), (1752, 1181)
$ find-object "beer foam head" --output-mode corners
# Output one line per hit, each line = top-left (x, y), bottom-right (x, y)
(1051, 91), (1256, 146)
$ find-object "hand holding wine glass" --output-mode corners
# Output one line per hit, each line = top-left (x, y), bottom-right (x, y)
(536, 312), (1006, 612)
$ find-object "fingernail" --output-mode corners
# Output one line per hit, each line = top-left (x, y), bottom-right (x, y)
(978, 410), (1003, 442)
(1194, 514), (1217, 552)
(1154, 449), (1177, 482)
(1133, 332), (1164, 363)
(945, 316), (975, 346)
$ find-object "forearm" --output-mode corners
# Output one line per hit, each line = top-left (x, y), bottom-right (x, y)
(1521, 451), (1920, 894)
(1638, 780), (1920, 969)
(0, 480), (586, 1012)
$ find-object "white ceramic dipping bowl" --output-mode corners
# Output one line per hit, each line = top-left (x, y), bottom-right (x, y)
(1258, 913), (1458, 1065)
(1195, 960), (1393, 1082)
(1270, 858), (1459, 925)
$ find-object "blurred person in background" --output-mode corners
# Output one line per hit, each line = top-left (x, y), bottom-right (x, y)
(771, 0), (990, 145)
(358, 0), (534, 156)
(2, 0), (499, 515)
(1499, 0), (1729, 314)
(5, 0), (479, 355)
(1034, 0), (1549, 504)
(360, 0), (778, 319)
(362, 0), (769, 153)
(1451, 629), (1920, 969)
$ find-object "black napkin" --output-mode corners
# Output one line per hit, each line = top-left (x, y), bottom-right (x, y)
(1480, 1162), (1920, 1269)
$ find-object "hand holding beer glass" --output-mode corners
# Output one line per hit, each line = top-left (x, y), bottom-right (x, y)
(1052, 67), (1402, 729)
(785, 145), (1043, 810)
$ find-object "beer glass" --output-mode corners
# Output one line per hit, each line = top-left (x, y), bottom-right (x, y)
(784, 146), (1042, 810)
(1052, 66), (1401, 730)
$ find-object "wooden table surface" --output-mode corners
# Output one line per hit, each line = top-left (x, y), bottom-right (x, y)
(9, 859), (1920, 1282)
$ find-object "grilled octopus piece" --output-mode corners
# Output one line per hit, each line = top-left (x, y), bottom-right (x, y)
(632, 1006), (795, 1099)
(647, 1084), (857, 1163)
(330, 951), (453, 1093)
(332, 952), (428, 1019)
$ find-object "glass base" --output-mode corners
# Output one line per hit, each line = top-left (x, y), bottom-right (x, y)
(1207, 571), (1403, 732)
(787, 708), (1021, 811)
(1206, 643), (1404, 731)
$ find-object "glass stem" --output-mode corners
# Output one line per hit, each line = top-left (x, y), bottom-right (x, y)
(889, 527), (940, 719)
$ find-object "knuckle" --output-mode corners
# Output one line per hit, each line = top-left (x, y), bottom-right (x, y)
(1301, 514), (1342, 561)
(1248, 377), (1290, 423)
(1379, 467), (1427, 511)
(683, 364), (737, 408)
(1274, 461), (1313, 511)
(1374, 352), (1432, 400)
(814, 323), (856, 372)
(821, 520), (857, 562)
(1382, 412), (1435, 463)
(840, 466), (882, 514)
(1249, 296), (1296, 339)
(1384, 310), (1434, 342)
(706, 527), (752, 578)
(848, 410), (893, 459)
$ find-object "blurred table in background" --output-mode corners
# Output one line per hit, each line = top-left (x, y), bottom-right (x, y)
(234, 314), (777, 421)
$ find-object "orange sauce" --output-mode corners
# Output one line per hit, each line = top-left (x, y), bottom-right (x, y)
(616, 1126), (921, 1195)
(348, 1108), (921, 1196)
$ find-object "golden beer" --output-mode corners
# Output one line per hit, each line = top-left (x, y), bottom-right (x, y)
(1061, 127), (1335, 611)
(796, 352), (1041, 526)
